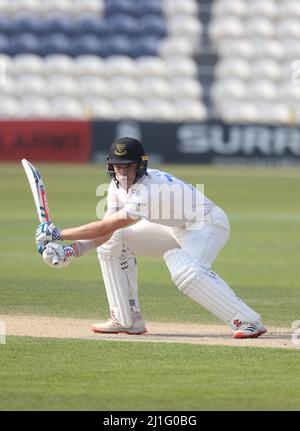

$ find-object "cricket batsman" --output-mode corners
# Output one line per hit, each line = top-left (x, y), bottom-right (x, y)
(36, 137), (267, 339)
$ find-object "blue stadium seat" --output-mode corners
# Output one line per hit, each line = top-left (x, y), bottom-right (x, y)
(131, 36), (159, 58)
(107, 14), (140, 36)
(105, 0), (137, 17)
(137, 0), (163, 16)
(13, 14), (44, 34)
(0, 34), (10, 54)
(44, 15), (75, 35)
(103, 35), (132, 57)
(76, 16), (109, 37)
(140, 15), (167, 38)
(40, 34), (73, 56)
(72, 35), (106, 57)
(10, 33), (41, 56)
(0, 17), (13, 35)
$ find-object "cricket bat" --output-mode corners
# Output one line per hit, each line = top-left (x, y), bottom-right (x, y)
(22, 159), (58, 264)
(22, 158), (51, 223)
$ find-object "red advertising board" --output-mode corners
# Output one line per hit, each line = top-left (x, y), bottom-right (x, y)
(0, 121), (92, 162)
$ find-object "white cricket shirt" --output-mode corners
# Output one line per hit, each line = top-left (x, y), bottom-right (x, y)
(107, 168), (216, 227)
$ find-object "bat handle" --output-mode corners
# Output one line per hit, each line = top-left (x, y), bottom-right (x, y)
(52, 255), (59, 265)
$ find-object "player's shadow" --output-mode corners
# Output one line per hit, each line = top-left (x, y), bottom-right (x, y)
(146, 331), (292, 340)
(146, 332), (231, 339)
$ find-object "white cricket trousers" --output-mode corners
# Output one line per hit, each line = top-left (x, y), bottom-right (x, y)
(98, 207), (263, 330)
(101, 206), (230, 267)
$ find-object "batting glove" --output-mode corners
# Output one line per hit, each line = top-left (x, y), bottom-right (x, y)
(36, 222), (61, 253)
(42, 242), (74, 268)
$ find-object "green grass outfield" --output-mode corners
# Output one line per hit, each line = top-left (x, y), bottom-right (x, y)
(1, 163), (300, 410)
(1, 337), (300, 411)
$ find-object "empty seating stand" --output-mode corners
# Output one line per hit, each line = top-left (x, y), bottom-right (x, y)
(210, 0), (300, 124)
(0, 0), (206, 121)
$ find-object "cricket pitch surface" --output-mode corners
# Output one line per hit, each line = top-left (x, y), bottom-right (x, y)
(0, 314), (296, 349)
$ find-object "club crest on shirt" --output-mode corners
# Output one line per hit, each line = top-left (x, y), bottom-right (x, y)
(131, 201), (145, 212)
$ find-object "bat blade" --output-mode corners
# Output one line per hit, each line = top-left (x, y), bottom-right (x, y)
(22, 159), (51, 223)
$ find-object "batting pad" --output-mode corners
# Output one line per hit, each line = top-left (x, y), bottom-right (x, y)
(164, 248), (261, 329)
(98, 249), (139, 328)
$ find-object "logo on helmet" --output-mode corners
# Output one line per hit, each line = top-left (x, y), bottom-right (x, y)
(114, 143), (127, 156)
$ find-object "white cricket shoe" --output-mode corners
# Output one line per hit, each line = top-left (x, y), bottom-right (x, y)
(233, 322), (267, 339)
(92, 312), (147, 335)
